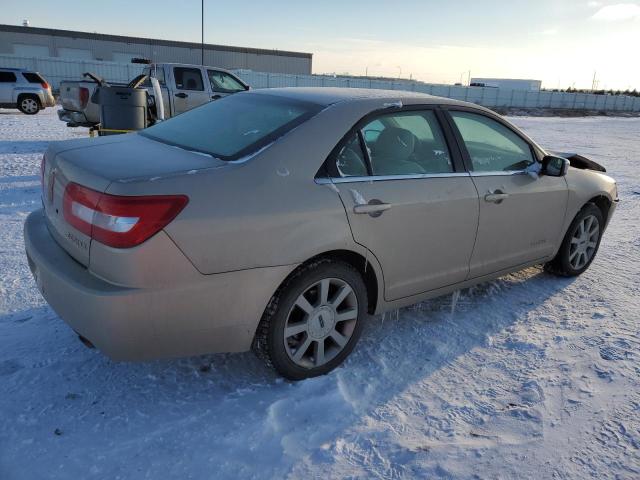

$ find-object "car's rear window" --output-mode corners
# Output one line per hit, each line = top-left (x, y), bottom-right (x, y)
(22, 72), (45, 83)
(141, 93), (323, 161)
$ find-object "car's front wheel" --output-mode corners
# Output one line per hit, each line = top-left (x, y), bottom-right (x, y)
(18, 95), (41, 115)
(253, 259), (368, 380)
(545, 203), (604, 277)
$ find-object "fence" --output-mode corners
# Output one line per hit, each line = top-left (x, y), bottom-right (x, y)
(234, 70), (640, 112)
(2, 54), (639, 112)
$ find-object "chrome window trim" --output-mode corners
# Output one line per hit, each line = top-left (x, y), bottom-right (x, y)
(315, 169), (534, 184)
(315, 172), (471, 184)
(469, 170), (529, 177)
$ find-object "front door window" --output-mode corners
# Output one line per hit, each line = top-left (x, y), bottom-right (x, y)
(450, 111), (535, 172)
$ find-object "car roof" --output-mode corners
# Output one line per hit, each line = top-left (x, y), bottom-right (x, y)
(250, 87), (481, 109)
(151, 63), (236, 74)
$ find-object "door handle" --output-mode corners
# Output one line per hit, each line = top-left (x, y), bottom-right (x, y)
(175, 93), (188, 99)
(484, 190), (509, 204)
(353, 200), (392, 217)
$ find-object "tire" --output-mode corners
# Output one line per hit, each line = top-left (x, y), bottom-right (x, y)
(544, 203), (604, 277)
(18, 95), (41, 115)
(253, 259), (368, 380)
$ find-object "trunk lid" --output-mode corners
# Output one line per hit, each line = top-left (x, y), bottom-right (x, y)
(42, 134), (225, 266)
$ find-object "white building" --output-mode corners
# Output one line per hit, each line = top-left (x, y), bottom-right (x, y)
(470, 78), (542, 91)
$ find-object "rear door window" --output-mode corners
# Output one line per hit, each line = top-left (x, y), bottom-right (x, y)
(361, 111), (453, 176)
(0, 72), (17, 82)
(450, 111), (535, 172)
(173, 67), (204, 91)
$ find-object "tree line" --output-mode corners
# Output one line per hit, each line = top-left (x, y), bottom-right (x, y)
(545, 88), (640, 97)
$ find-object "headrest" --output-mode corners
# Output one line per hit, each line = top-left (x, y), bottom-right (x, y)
(374, 127), (415, 161)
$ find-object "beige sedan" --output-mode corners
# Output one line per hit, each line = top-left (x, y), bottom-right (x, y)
(24, 88), (618, 380)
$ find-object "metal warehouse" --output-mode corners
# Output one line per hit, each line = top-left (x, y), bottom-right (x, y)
(0, 24), (312, 75)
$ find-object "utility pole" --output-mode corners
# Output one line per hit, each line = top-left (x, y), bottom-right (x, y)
(201, 0), (204, 65)
(592, 71), (597, 92)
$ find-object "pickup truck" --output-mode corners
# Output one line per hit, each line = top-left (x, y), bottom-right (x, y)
(57, 62), (249, 128)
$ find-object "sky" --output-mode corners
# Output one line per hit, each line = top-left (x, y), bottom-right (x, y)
(4, 0), (640, 90)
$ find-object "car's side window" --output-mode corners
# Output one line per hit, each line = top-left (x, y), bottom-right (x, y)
(0, 72), (17, 83)
(450, 111), (535, 172)
(142, 67), (166, 87)
(207, 70), (246, 93)
(335, 133), (368, 177)
(173, 67), (204, 91)
(361, 111), (453, 176)
(362, 119), (384, 143)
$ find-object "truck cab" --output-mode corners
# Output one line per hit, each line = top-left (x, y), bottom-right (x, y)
(143, 63), (249, 116)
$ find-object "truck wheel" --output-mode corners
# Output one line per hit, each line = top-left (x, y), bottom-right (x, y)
(544, 203), (604, 277)
(253, 259), (368, 380)
(18, 95), (41, 115)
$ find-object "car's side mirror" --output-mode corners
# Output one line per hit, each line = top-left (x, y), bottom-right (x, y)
(542, 155), (570, 177)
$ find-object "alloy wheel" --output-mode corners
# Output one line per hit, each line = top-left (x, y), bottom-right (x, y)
(284, 277), (358, 369)
(21, 98), (39, 114)
(569, 214), (599, 270)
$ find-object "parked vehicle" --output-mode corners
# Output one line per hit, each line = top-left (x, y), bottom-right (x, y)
(25, 88), (618, 380)
(0, 68), (55, 114)
(57, 63), (249, 128)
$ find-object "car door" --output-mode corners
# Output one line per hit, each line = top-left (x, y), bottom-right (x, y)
(328, 108), (479, 301)
(0, 70), (17, 104)
(171, 66), (211, 115)
(207, 70), (247, 100)
(446, 109), (568, 278)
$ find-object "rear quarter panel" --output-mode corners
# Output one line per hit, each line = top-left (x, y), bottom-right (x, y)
(104, 101), (376, 275)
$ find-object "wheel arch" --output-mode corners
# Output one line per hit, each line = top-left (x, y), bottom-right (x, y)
(16, 93), (41, 113)
(310, 249), (380, 314)
(274, 249), (382, 316)
(17, 92), (41, 105)
(588, 194), (613, 225)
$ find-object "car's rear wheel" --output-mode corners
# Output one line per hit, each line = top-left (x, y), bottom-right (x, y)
(253, 259), (367, 380)
(545, 203), (604, 277)
(18, 95), (41, 115)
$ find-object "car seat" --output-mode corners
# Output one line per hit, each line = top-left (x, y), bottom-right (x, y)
(372, 127), (426, 175)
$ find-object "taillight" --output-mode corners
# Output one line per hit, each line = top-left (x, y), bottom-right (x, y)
(40, 81), (50, 90)
(79, 87), (89, 108)
(63, 182), (188, 248)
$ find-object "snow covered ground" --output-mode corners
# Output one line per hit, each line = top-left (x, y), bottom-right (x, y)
(0, 108), (638, 479)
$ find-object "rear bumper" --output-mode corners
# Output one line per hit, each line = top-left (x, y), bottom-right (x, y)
(57, 108), (93, 127)
(41, 91), (56, 108)
(24, 209), (295, 361)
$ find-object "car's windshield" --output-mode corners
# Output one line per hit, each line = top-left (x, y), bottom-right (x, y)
(141, 93), (323, 161)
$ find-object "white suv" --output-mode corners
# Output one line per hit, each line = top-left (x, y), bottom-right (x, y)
(0, 68), (56, 115)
